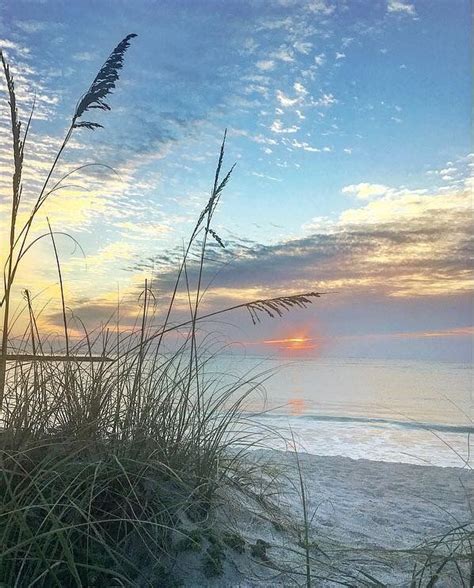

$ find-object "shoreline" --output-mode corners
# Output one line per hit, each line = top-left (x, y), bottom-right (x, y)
(246, 414), (472, 469)
(247, 442), (472, 469)
(252, 411), (474, 434)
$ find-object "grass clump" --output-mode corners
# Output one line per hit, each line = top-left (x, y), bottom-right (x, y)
(223, 531), (246, 554)
(410, 523), (474, 587)
(175, 528), (203, 553)
(0, 36), (324, 586)
(202, 533), (226, 578)
(250, 538), (270, 561)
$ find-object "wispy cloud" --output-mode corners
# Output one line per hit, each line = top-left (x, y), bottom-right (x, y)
(0, 38), (30, 56)
(72, 51), (97, 62)
(251, 171), (282, 182)
(342, 183), (391, 200)
(307, 0), (335, 16)
(142, 173), (473, 306)
(256, 59), (275, 71)
(270, 119), (299, 133)
(276, 89), (300, 108)
(387, 0), (416, 16)
(15, 20), (49, 34)
(288, 138), (326, 152)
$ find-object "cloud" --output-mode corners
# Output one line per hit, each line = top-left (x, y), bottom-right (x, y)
(230, 129), (278, 146)
(144, 181), (472, 305)
(242, 38), (258, 54)
(313, 93), (337, 107)
(342, 183), (391, 200)
(387, 0), (416, 16)
(271, 45), (295, 63)
(15, 20), (48, 33)
(294, 41), (313, 54)
(293, 82), (308, 95)
(256, 60), (275, 71)
(253, 134), (278, 145)
(29, 157), (470, 340)
(307, 0), (335, 16)
(314, 53), (326, 67)
(290, 139), (322, 152)
(276, 90), (300, 108)
(251, 171), (282, 182)
(62, 161), (467, 338)
(0, 38), (30, 56)
(72, 51), (97, 62)
(438, 166), (458, 181)
(270, 119), (300, 133)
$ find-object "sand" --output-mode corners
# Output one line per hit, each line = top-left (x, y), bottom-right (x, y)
(176, 450), (473, 587)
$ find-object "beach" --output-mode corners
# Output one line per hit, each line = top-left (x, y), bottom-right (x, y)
(178, 450), (473, 586)
(1, 4), (471, 584)
(170, 356), (474, 585)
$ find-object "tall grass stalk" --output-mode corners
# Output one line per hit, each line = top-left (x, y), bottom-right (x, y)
(290, 429), (312, 588)
(0, 37), (327, 585)
(0, 34), (137, 406)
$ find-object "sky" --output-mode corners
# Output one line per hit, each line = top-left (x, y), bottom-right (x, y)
(0, 0), (472, 361)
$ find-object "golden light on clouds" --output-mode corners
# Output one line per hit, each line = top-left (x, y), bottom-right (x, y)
(1, 59), (472, 339)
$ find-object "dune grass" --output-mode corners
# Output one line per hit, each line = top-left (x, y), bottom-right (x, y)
(0, 36), (326, 585)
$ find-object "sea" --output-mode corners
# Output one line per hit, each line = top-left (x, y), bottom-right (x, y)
(217, 356), (473, 468)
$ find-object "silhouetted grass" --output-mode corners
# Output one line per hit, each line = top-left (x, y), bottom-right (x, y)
(0, 36), (325, 585)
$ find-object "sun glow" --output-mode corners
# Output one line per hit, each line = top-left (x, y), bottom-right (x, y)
(263, 332), (320, 352)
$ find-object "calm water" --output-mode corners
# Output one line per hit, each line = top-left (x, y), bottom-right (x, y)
(217, 356), (473, 468)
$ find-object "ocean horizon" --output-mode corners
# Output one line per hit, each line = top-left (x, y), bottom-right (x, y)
(218, 356), (473, 468)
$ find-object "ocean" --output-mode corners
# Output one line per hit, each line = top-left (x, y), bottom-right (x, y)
(218, 356), (473, 468)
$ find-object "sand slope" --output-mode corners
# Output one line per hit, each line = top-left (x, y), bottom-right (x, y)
(176, 451), (473, 586)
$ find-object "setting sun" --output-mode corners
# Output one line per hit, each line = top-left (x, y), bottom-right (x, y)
(263, 333), (320, 352)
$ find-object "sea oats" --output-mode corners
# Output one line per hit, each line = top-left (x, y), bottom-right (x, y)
(73, 33), (137, 129)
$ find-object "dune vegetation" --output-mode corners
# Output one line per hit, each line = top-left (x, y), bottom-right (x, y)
(0, 34), (325, 586)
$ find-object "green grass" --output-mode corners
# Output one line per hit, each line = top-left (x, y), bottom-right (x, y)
(0, 36), (323, 586)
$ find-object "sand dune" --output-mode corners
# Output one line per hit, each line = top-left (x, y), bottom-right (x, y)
(176, 451), (473, 586)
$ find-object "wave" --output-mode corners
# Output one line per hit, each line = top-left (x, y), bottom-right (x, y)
(250, 412), (473, 435)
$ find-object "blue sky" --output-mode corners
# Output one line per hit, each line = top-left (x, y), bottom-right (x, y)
(0, 0), (472, 360)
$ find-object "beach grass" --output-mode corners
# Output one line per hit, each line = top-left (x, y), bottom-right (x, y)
(0, 35), (324, 585)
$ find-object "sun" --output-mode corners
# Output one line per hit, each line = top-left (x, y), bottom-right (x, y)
(262, 330), (320, 354)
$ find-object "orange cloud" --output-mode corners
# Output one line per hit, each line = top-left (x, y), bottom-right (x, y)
(263, 336), (320, 350)
(259, 329), (324, 354)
